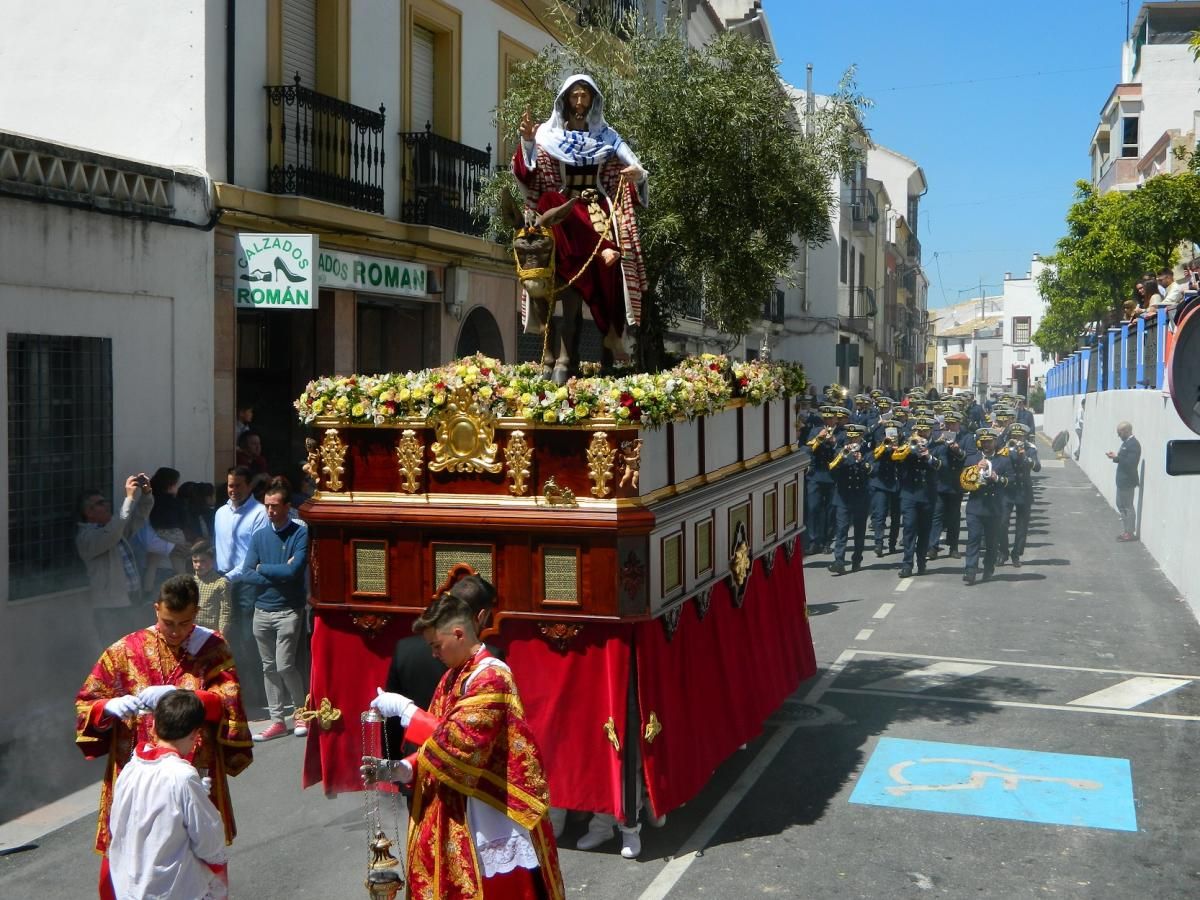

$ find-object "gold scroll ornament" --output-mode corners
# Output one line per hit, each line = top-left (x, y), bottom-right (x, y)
(587, 432), (615, 498)
(429, 388), (503, 474)
(504, 430), (532, 496)
(604, 716), (621, 752)
(395, 429), (424, 493)
(320, 429), (347, 492)
(643, 711), (662, 744)
(542, 476), (577, 507)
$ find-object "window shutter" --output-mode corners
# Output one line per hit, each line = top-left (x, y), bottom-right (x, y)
(281, 0), (317, 89)
(411, 26), (435, 132)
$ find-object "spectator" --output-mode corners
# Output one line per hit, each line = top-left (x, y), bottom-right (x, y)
(1158, 268), (1184, 306)
(145, 467), (189, 591)
(235, 405), (255, 444)
(1106, 421), (1141, 542)
(77, 474), (154, 647)
(192, 540), (232, 635)
(241, 478), (310, 741)
(214, 466), (268, 706)
(235, 431), (269, 479)
(107, 690), (230, 900)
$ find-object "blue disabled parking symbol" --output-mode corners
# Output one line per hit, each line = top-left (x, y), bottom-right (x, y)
(849, 737), (1137, 832)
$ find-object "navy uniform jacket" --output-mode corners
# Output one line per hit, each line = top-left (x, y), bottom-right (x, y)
(804, 424), (838, 484)
(963, 450), (1014, 517)
(894, 441), (941, 502)
(829, 440), (873, 506)
(1001, 441), (1041, 505)
(1016, 407), (1036, 433)
(931, 433), (967, 495)
(868, 422), (902, 492)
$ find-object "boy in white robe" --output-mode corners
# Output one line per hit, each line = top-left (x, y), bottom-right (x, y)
(108, 690), (229, 900)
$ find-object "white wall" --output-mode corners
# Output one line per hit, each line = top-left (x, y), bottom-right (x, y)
(1000, 257), (1052, 392)
(1, 0), (213, 171)
(1045, 390), (1200, 619)
(1136, 44), (1200, 152)
(0, 196), (214, 726)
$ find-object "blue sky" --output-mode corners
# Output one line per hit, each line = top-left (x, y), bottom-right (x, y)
(766, 0), (1132, 308)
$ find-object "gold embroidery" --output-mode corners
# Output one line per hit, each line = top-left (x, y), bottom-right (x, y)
(644, 711), (662, 744)
(604, 716), (621, 752)
(586, 432), (616, 498)
(395, 429), (424, 493)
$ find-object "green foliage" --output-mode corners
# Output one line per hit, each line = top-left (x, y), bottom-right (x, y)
(1028, 382), (1045, 414)
(480, 3), (870, 369)
(1033, 173), (1200, 357)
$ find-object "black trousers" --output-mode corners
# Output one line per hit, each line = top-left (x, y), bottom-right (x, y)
(965, 510), (1002, 574)
(930, 491), (963, 552)
(900, 496), (933, 568)
(832, 497), (870, 565)
(805, 479), (834, 549)
(869, 487), (900, 550)
(1000, 501), (1032, 559)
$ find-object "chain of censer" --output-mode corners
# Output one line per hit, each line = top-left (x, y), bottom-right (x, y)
(512, 177), (630, 367)
(362, 711), (403, 875)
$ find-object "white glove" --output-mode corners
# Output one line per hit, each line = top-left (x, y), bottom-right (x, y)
(201, 776), (213, 792)
(371, 688), (417, 726)
(361, 756), (414, 785)
(137, 685), (177, 711)
(103, 695), (142, 719)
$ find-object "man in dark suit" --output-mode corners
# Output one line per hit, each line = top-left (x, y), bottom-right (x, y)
(828, 423), (873, 576)
(998, 423), (1041, 566)
(928, 412), (967, 559)
(961, 428), (1014, 585)
(1106, 421), (1141, 541)
(894, 416), (941, 578)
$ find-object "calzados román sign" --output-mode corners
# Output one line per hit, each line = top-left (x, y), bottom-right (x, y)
(236, 234), (317, 309)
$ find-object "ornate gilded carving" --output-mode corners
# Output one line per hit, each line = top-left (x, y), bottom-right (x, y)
(586, 432), (616, 498)
(303, 437), (322, 489)
(294, 694), (342, 732)
(538, 621), (583, 651)
(320, 428), (347, 492)
(603, 716), (621, 752)
(504, 430), (533, 496)
(762, 548), (777, 578)
(618, 438), (643, 490)
(429, 388), (503, 474)
(620, 551), (646, 602)
(349, 611), (392, 635)
(643, 711), (662, 745)
(395, 430), (424, 494)
(729, 520), (751, 607)
(542, 476), (577, 507)
(694, 585), (713, 621)
(661, 605), (682, 642)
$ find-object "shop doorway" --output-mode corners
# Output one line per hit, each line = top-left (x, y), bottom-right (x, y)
(455, 306), (505, 361)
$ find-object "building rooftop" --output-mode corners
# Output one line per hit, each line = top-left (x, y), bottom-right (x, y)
(936, 315), (1003, 338)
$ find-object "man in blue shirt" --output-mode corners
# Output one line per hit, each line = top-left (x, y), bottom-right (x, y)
(214, 466), (268, 706)
(242, 478), (309, 740)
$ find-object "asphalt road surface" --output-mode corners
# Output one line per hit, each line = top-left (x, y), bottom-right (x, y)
(5, 445), (1200, 898)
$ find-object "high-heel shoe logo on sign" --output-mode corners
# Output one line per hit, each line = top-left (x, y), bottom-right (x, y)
(234, 233), (316, 308)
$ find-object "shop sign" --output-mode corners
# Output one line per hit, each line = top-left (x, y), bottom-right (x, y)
(235, 233), (317, 309)
(316, 248), (429, 298)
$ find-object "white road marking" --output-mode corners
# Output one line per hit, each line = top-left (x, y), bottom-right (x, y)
(1065, 590), (1093, 596)
(855, 629), (875, 642)
(850, 649), (1200, 681)
(802, 649), (858, 706)
(0, 781), (101, 850)
(873, 603), (895, 619)
(637, 723), (799, 900)
(1067, 676), (1191, 710)
(862, 662), (994, 693)
(894, 579), (913, 592)
(826, 687), (1200, 722)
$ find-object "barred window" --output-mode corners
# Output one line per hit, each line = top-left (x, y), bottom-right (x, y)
(7, 334), (113, 600)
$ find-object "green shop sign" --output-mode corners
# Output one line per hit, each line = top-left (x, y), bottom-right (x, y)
(235, 233), (317, 309)
(316, 249), (429, 298)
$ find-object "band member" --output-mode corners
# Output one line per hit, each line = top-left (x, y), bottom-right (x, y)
(960, 427), (1014, 585)
(893, 415), (941, 578)
(804, 405), (840, 554)
(929, 411), (967, 559)
(828, 423), (873, 576)
(998, 422), (1041, 566)
(851, 394), (876, 429)
(869, 403), (903, 556)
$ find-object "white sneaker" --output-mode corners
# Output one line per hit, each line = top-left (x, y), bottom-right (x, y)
(646, 812), (667, 828)
(293, 722), (309, 737)
(619, 825), (642, 859)
(548, 807), (567, 840)
(576, 817), (616, 851)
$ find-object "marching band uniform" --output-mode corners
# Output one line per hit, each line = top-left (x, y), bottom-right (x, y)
(998, 424), (1041, 567)
(961, 428), (1014, 585)
(828, 424), (873, 576)
(928, 414), (967, 559)
(893, 416), (941, 578)
(868, 409), (902, 557)
(803, 407), (840, 554)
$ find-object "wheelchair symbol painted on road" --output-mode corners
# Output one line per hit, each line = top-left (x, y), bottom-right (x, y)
(849, 738), (1137, 831)
(885, 758), (1103, 796)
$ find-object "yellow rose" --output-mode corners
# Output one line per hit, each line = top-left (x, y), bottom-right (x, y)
(617, 406), (631, 419)
(631, 387), (645, 400)
(543, 410), (557, 423)
(575, 404), (590, 418)
(479, 385), (493, 399)
(313, 399), (326, 413)
(455, 365), (467, 377)
(335, 397), (349, 412)
(609, 388), (622, 400)
(521, 392), (535, 405)
(398, 388), (411, 402)
(555, 387), (568, 401)
(434, 393), (446, 406)
(351, 402), (365, 416)
(464, 373), (477, 385)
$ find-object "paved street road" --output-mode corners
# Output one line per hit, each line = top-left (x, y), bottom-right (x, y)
(5, 445), (1200, 898)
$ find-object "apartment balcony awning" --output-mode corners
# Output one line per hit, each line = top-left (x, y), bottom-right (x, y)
(945, 353), (969, 362)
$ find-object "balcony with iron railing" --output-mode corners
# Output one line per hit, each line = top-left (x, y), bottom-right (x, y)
(849, 189), (878, 235)
(265, 74), (386, 213)
(398, 124), (492, 237)
(762, 289), (785, 324)
(564, 0), (641, 38)
(849, 285), (878, 318)
(905, 233), (921, 263)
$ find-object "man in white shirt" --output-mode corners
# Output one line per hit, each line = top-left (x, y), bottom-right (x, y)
(213, 466), (268, 705)
(1155, 267), (1183, 307)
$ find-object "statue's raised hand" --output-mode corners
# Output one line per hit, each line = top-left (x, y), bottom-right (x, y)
(519, 108), (537, 142)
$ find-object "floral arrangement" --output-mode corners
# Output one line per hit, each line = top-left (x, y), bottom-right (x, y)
(295, 353), (807, 429)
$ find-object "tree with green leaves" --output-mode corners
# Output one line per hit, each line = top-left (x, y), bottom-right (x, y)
(479, 4), (870, 371)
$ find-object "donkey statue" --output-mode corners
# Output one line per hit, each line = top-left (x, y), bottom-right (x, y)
(505, 192), (587, 385)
